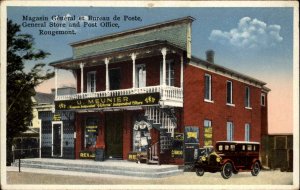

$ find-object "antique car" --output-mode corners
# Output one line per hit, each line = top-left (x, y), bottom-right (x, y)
(194, 141), (261, 179)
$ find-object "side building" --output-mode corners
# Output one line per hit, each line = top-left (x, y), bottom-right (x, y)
(46, 16), (269, 164)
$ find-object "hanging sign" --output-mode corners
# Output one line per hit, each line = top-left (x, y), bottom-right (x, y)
(55, 93), (160, 110)
(204, 127), (213, 146)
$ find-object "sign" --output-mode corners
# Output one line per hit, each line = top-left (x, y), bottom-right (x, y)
(128, 152), (138, 161)
(52, 114), (61, 121)
(55, 93), (160, 110)
(79, 151), (95, 159)
(184, 126), (199, 144)
(204, 126), (213, 146)
(171, 133), (184, 158)
(86, 125), (98, 134)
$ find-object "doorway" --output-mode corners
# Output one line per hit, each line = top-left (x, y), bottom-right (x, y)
(105, 112), (123, 159)
(109, 68), (121, 90)
(52, 121), (63, 157)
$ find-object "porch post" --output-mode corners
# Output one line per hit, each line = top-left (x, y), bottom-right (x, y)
(55, 68), (58, 98)
(180, 55), (183, 88)
(131, 53), (136, 89)
(105, 58), (110, 91)
(80, 63), (84, 94)
(161, 48), (167, 87)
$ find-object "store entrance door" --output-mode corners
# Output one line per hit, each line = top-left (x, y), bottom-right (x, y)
(105, 112), (123, 159)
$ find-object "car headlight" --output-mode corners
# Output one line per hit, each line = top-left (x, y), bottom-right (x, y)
(216, 157), (221, 162)
(201, 156), (206, 161)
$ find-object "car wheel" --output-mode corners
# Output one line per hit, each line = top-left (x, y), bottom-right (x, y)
(251, 161), (260, 176)
(195, 167), (205, 176)
(221, 162), (233, 179)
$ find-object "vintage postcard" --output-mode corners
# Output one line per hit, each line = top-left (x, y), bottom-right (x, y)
(0, 1), (299, 190)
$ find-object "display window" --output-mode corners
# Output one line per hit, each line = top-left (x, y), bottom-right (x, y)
(84, 117), (98, 150)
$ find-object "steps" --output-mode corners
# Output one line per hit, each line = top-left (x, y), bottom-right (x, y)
(12, 158), (183, 178)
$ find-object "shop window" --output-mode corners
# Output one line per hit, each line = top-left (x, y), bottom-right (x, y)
(87, 71), (96, 92)
(84, 117), (98, 150)
(132, 120), (151, 152)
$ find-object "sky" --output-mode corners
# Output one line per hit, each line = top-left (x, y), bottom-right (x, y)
(7, 6), (294, 134)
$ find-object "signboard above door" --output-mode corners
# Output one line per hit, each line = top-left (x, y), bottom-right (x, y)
(55, 92), (160, 110)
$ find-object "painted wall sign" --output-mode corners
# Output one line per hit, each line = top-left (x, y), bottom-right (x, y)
(79, 151), (95, 159)
(55, 92), (160, 110)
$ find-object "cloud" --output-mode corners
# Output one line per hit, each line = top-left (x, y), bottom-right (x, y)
(209, 17), (283, 48)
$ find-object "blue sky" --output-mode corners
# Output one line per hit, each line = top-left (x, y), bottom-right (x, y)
(7, 7), (295, 133)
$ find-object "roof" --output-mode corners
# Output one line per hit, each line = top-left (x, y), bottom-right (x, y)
(49, 40), (183, 68)
(34, 92), (54, 104)
(70, 16), (195, 47)
(191, 56), (267, 86)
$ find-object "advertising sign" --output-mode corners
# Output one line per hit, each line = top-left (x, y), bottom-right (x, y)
(171, 133), (184, 158)
(55, 92), (160, 110)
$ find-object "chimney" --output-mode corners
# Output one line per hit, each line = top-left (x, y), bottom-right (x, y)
(206, 50), (215, 63)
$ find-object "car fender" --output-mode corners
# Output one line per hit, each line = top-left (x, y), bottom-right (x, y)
(250, 158), (262, 169)
(220, 159), (238, 172)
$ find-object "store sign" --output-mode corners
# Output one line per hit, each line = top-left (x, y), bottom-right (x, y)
(79, 151), (95, 159)
(52, 114), (62, 121)
(128, 152), (138, 161)
(172, 133), (184, 158)
(55, 93), (160, 110)
(86, 125), (98, 134)
(204, 127), (213, 146)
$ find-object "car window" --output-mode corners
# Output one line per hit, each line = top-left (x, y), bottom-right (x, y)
(230, 145), (235, 151)
(242, 145), (246, 151)
(253, 145), (256, 151)
(247, 145), (252, 151)
(218, 145), (223, 151)
(225, 145), (229, 151)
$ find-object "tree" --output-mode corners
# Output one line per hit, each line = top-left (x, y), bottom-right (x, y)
(6, 20), (54, 165)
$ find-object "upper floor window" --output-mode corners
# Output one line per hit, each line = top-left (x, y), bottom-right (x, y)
(245, 123), (251, 141)
(261, 93), (266, 106)
(136, 64), (146, 88)
(226, 81), (233, 104)
(245, 86), (251, 108)
(87, 71), (96, 92)
(227, 121), (234, 141)
(204, 74), (212, 101)
(160, 60), (174, 86)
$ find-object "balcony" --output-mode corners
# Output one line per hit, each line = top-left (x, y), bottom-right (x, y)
(55, 85), (183, 108)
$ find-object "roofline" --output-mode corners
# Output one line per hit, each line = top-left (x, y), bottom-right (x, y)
(190, 56), (267, 87)
(70, 16), (195, 47)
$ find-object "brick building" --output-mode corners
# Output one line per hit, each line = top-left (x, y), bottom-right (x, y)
(43, 16), (270, 164)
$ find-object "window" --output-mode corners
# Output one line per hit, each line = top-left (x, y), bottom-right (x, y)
(84, 118), (98, 150)
(245, 86), (251, 108)
(87, 71), (96, 92)
(204, 120), (213, 146)
(136, 64), (146, 88)
(261, 93), (266, 106)
(160, 60), (174, 86)
(245, 123), (250, 141)
(227, 122), (234, 141)
(204, 74), (212, 101)
(226, 81), (233, 104)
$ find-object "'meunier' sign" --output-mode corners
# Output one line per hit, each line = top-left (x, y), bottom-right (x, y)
(55, 92), (160, 110)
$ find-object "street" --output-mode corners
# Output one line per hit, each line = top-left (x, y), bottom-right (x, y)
(6, 168), (293, 185)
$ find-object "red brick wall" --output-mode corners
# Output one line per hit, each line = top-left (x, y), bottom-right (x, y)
(183, 64), (264, 147)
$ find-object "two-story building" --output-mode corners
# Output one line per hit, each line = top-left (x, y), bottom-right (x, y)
(44, 16), (269, 164)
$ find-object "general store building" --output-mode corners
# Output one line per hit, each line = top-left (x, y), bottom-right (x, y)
(44, 17), (270, 164)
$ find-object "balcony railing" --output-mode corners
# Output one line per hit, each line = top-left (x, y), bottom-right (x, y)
(55, 85), (183, 106)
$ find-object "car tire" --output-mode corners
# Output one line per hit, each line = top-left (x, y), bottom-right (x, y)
(221, 162), (233, 179)
(195, 167), (205, 176)
(251, 161), (260, 176)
